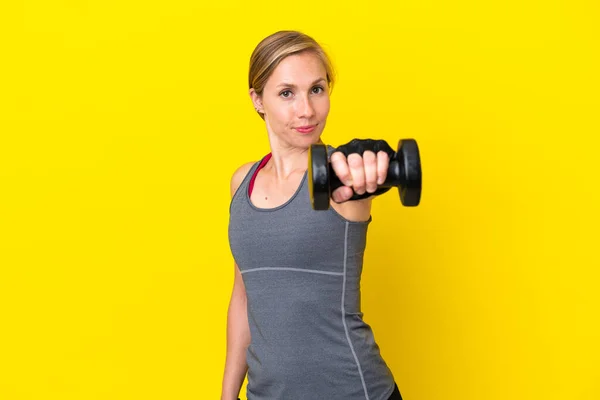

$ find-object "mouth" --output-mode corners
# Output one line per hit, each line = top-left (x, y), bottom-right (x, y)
(294, 125), (316, 134)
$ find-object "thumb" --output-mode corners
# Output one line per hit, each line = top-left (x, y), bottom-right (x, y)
(331, 186), (353, 203)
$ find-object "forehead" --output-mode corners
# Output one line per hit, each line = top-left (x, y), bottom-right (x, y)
(268, 52), (327, 85)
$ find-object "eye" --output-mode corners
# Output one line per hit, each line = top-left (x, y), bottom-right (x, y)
(280, 90), (292, 98)
(312, 86), (324, 94)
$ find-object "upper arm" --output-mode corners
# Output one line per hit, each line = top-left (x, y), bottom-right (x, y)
(230, 162), (255, 198)
(230, 163), (254, 297)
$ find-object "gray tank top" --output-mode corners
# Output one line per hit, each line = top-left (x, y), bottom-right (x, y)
(228, 152), (396, 400)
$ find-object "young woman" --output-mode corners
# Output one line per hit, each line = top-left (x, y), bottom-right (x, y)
(222, 30), (403, 400)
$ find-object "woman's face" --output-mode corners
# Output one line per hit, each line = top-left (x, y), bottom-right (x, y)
(252, 51), (331, 149)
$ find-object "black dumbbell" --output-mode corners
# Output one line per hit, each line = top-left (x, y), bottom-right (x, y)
(308, 139), (422, 210)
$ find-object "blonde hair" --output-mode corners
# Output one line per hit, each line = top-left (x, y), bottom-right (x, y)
(248, 30), (336, 119)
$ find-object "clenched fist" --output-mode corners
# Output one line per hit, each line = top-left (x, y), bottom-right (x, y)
(329, 149), (391, 203)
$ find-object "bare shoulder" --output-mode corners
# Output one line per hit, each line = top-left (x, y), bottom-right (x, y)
(230, 161), (256, 198)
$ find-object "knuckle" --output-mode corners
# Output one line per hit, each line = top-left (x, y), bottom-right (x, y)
(332, 164), (351, 184)
(332, 189), (342, 202)
(338, 173), (351, 183)
(333, 187), (350, 202)
(367, 175), (378, 191)
(331, 158), (347, 170)
(364, 156), (377, 168)
(330, 152), (344, 163)
(353, 180), (366, 194)
(334, 169), (350, 181)
(363, 150), (376, 161)
(347, 153), (363, 167)
(377, 150), (389, 159)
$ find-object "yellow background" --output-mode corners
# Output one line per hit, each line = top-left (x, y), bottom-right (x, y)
(1, 1), (599, 399)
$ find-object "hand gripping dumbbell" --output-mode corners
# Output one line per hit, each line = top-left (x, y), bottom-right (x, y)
(308, 138), (422, 210)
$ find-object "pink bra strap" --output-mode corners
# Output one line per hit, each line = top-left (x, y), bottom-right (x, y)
(248, 153), (272, 196)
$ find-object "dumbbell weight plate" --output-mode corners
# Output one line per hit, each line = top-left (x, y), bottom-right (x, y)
(398, 139), (422, 206)
(308, 143), (331, 210)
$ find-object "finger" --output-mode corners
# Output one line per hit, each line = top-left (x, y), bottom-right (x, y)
(363, 151), (378, 193)
(376, 151), (390, 185)
(347, 153), (366, 195)
(330, 152), (353, 186)
(331, 186), (353, 203)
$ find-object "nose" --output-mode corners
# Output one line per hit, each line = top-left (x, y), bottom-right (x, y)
(296, 95), (315, 119)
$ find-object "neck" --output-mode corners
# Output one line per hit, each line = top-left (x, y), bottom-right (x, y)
(267, 137), (309, 180)
(264, 132), (323, 181)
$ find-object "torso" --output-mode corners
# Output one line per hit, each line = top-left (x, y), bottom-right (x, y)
(227, 157), (396, 400)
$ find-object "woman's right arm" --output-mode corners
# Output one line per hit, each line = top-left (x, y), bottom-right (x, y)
(220, 262), (250, 400)
(221, 162), (254, 400)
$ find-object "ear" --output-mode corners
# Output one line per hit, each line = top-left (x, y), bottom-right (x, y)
(249, 88), (264, 114)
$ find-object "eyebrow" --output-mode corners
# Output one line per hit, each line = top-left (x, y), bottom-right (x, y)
(276, 78), (327, 88)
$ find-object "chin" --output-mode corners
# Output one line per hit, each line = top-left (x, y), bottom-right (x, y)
(301, 131), (322, 142)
